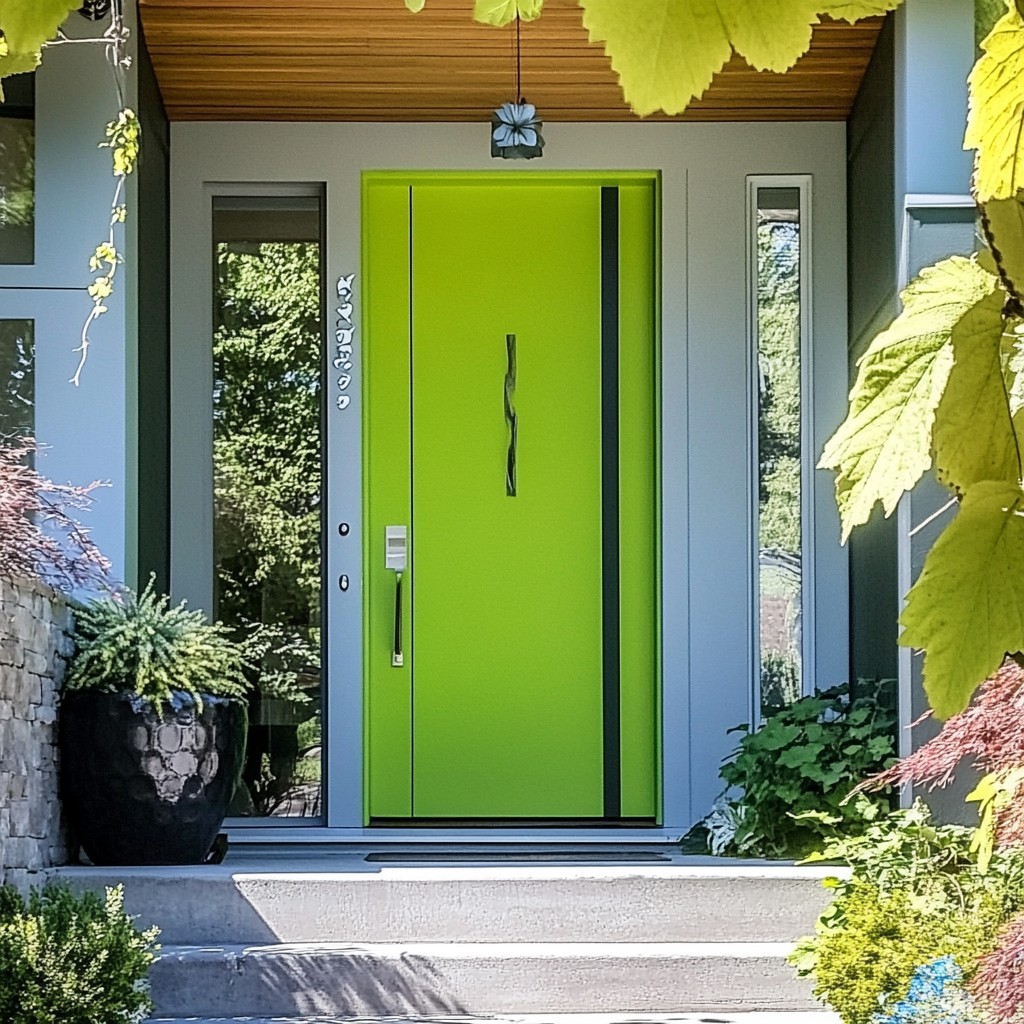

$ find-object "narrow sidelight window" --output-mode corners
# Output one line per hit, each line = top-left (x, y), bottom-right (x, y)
(212, 193), (324, 819)
(750, 180), (811, 717)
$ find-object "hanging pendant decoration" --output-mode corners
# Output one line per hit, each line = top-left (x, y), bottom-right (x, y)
(491, 15), (544, 160)
(492, 101), (544, 160)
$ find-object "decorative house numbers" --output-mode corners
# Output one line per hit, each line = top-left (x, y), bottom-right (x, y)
(335, 273), (356, 411)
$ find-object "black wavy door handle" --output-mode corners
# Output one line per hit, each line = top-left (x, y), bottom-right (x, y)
(505, 333), (517, 497)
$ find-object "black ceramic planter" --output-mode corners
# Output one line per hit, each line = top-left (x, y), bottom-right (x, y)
(60, 690), (247, 865)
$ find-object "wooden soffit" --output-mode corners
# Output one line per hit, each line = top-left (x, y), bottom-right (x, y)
(138, 0), (883, 122)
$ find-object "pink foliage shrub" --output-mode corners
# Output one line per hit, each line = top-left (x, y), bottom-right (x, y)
(0, 435), (110, 589)
(860, 660), (1024, 848)
(972, 913), (1024, 1023)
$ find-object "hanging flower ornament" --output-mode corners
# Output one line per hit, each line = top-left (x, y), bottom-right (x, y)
(492, 100), (544, 159)
(490, 12), (544, 160)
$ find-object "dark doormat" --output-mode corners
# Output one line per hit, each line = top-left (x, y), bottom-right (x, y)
(365, 849), (671, 864)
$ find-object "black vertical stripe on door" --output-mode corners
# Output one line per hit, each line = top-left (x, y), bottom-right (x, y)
(408, 185), (416, 816)
(601, 185), (621, 820)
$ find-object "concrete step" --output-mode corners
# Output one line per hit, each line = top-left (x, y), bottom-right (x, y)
(148, 941), (817, 1018)
(57, 861), (836, 945)
(146, 1015), (840, 1023)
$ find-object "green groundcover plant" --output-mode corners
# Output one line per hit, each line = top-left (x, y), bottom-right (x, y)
(707, 681), (897, 858)
(0, 883), (159, 1024)
(66, 577), (248, 709)
(792, 802), (1024, 1024)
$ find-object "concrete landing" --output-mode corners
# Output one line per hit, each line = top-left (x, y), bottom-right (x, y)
(52, 848), (839, 946)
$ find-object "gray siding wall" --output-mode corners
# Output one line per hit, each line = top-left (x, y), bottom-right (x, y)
(132, 20), (171, 594)
(0, 14), (133, 583)
(846, 15), (899, 689)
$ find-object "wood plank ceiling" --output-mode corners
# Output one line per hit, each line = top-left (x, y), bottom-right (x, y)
(138, 0), (883, 122)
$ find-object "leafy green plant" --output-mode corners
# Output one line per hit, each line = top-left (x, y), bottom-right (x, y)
(0, 882), (159, 1024)
(812, 1), (1024, 722)
(792, 802), (1024, 1024)
(66, 577), (248, 708)
(713, 681), (897, 857)
(0, 3), (137, 383)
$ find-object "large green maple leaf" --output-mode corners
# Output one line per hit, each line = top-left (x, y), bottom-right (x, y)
(0, 0), (78, 98)
(933, 287), (1021, 492)
(819, 256), (1001, 541)
(900, 480), (1024, 718)
(404, 0), (904, 115)
(404, 0), (544, 22)
(475, 0), (544, 25)
(982, 195), (1024, 308)
(0, 0), (78, 54)
(578, 0), (902, 117)
(965, 1), (1024, 202)
(818, 1), (903, 14)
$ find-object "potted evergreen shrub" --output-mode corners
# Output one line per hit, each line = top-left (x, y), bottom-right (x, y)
(60, 581), (248, 865)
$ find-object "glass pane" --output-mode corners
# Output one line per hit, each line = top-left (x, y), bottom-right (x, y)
(0, 75), (34, 265)
(0, 319), (34, 437)
(756, 187), (803, 714)
(212, 195), (323, 819)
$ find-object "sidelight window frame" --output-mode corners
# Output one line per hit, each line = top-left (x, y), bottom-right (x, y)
(746, 174), (815, 724)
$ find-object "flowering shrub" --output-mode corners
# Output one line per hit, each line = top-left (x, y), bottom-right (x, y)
(0, 436), (109, 589)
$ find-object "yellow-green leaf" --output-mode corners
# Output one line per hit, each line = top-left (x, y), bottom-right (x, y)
(474, 0), (543, 26)
(579, 0), (825, 117)
(933, 287), (1020, 492)
(965, 2), (1024, 202)
(819, 256), (1001, 540)
(1007, 323), (1024, 414)
(982, 195), (1024, 305)
(404, 0), (425, 9)
(0, 45), (39, 98)
(817, 1), (903, 20)
(0, 0), (78, 55)
(900, 480), (1024, 718)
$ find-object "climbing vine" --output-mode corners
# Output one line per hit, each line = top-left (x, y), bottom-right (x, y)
(0, 0), (137, 383)
(77, 104), (138, 386)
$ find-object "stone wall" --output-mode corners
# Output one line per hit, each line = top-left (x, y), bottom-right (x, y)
(0, 578), (73, 892)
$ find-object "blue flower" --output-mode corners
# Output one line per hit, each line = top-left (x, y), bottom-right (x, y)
(492, 102), (541, 149)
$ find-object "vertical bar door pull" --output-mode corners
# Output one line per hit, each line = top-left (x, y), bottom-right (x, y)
(392, 573), (404, 667)
(385, 526), (408, 667)
(504, 333), (517, 497)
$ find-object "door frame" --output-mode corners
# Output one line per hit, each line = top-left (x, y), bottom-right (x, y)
(169, 121), (849, 842)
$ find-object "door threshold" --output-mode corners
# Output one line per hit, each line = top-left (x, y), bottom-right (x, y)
(226, 826), (683, 845)
(370, 817), (658, 828)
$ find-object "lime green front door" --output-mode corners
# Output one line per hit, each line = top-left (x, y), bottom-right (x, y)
(364, 172), (659, 822)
